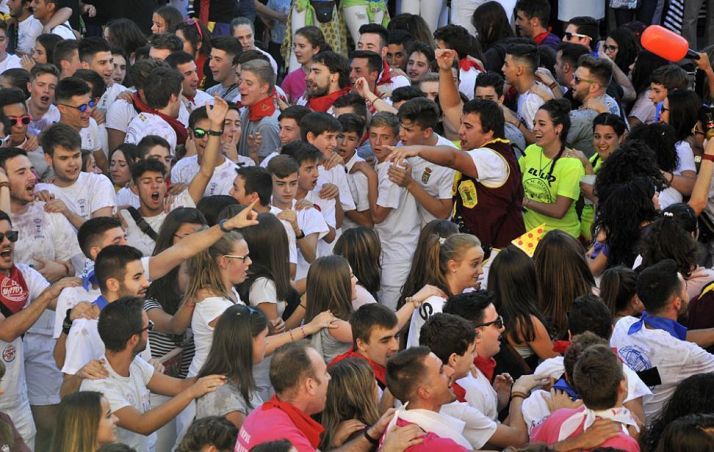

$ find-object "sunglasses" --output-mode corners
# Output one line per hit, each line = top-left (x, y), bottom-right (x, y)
(476, 315), (504, 330)
(573, 75), (595, 85)
(192, 127), (209, 139)
(136, 320), (154, 335)
(564, 31), (590, 41)
(236, 305), (260, 317)
(661, 106), (669, 113)
(59, 100), (97, 113)
(0, 230), (18, 243)
(8, 115), (32, 126)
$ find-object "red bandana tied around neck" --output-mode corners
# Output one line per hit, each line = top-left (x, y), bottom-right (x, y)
(459, 57), (483, 72)
(262, 395), (324, 448)
(307, 86), (352, 113)
(452, 382), (467, 403)
(247, 92), (277, 122)
(0, 266), (29, 315)
(552, 340), (571, 355)
(330, 350), (387, 388)
(474, 356), (497, 383)
(376, 59), (393, 86)
(131, 93), (188, 145)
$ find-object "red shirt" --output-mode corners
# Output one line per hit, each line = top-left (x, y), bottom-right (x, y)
(234, 406), (316, 452)
(385, 418), (469, 452)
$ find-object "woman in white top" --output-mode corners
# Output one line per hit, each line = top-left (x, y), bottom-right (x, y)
(333, 227), (380, 310)
(407, 233), (485, 347)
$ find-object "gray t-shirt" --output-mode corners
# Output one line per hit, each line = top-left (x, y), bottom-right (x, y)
(196, 382), (263, 420)
(567, 108), (599, 158)
(239, 109), (281, 161)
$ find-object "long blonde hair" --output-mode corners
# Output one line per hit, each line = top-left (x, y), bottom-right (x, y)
(50, 391), (103, 452)
(184, 230), (244, 302)
(434, 233), (482, 293)
(321, 358), (380, 449)
(305, 255), (354, 322)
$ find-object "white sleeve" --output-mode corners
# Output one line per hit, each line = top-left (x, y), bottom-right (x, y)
(198, 298), (232, 328)
(299, 208), (329, 238)
(53, 289), (75, 339)
(623, 365), (652, 402)
(61, 320), (100, 375)
(333, 167), (356, 211)
(521, 390), (553, 434)
(80, 378), (132, 412)
(89, 174), (117, 214)
(134, 355), (156, 385)
(249, 278), (278, 305)
(376, 169), (403, 209)
(278, 218), (298, 264)
(141, 256), (152, 282)
(106, 102), (133, 133)
(468, 148), (509, 187)
(441, 403), (497, 450)
(521, 94), (545, 130)
(674, 141), (696, 174)
(170, 190), (197, 209)
(22, 265), (50, 298)
(353, 173), (370, 211)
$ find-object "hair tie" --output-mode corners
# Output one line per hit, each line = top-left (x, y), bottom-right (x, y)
(439, 237), (446, 245)
(663, 211), (674, 218)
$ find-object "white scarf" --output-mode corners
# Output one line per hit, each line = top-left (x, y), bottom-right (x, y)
(557, 406), (640, 441)
(385, 403), (472, 450)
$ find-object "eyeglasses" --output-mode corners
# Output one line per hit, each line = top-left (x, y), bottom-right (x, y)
(7, 115), (32, 126)
(224, 254), (250, 262)
(59, 100), (97, 113)
(0, 231), (19, 243)
(192, 127), (209, 139)
(136, 320), (154, 334)
(475, 315), (504, 329)
(603, 44), (618, 52)
(573, 75), (595, 85)
(564, 31), (590, 41)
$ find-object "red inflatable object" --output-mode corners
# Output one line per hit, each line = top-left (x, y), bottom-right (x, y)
(641, 25), (699, 61)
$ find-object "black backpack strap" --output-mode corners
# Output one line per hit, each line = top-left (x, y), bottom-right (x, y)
(126, 207), (158, 241)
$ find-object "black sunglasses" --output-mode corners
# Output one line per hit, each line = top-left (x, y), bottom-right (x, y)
(192, 127), (208, 139)
(0, 230), (19, 243)
(475, 315), (504, 329)
(136, 320), (154, 335)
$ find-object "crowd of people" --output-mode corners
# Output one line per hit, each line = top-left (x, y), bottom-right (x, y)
(0, 0), (713, 451)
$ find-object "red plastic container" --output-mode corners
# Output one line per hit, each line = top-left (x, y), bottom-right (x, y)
(641, 25), (698, 61)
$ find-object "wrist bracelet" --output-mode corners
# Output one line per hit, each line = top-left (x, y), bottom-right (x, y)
(207, 129), (223, 136)
(218, 219), (232, 233)
(363, 429), (379, 445)
(511, 391), (529, 399)
(300, 325), (306, 338)
(702, 154), (714, 163)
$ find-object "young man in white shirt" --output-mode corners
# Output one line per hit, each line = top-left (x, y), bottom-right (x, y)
(336, 113), (373, 229)
(79, 37), (124, 115)
(502, 43), (549, 142)
(166, 51), (214, 114)
(7, 0), (42, 56)
(121, 98), (229, 255)
(80, 296), (226, 452)
(125, 66), (185, 154)
(31, 0), (75, 39)
(0, 210), (78, 449)
(610, 259), (714, 422)
(26, 64), (60, 140)
(231, 17), (279, 74)
(267, 155), (328, 281)
(171, 105), (243, 197)
(392, 98), (455, 227)
(0, 22), (21, 73)
(206, 36), (241, 103)
(366, 112), (420, 310)
(35, 122), (116, 229)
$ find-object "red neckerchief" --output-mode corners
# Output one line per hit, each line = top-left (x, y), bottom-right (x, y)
(307, 86), (351, 113)
(533, 30), (552, 45)
(131, 93), (188, 145)
(474, 356), (496, 383)
(262, 395), (324, 448)
(459, 57), (483, 72)
(0, 266), (29, 315)
(552, 340), (571, 355)
(376, 59), (393, 86)
(330, 350), (387, 388)
(247, 93), (276, 122)
(452, 382), (467, 403)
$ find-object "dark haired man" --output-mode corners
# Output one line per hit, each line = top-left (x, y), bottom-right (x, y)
(7, 0), (42, 56)
(356, 24), (410, 97)
(78, 36), (123, 112)
(206, 36), (242, 103)
(502, 43), (549, 137)
(515, 0), (561, 51)
(166, 51), (215, 114)
(434, 24), (482, 101)
(301, 51), (352, 114)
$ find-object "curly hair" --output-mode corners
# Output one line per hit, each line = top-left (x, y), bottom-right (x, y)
(639, 214), (701, 278)
(594, 140), (667, 203)
(626, 123), (678, 172)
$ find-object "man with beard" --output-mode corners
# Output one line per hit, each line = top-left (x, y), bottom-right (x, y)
(299, 51), (351, 115)
(80, 296), (226, 452)
(0, 210), (79, 449)
(120, 99), (229, 256)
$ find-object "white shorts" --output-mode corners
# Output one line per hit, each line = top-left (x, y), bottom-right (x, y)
(23, 332), (62, 405)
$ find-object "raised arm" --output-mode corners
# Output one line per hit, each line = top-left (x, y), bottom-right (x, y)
(436, 49), (465, 133)
(187, 97), (229, 203)
(387, 145), (479, 179)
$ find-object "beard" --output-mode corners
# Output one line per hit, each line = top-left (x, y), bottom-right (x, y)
(307, 82), (329, 97)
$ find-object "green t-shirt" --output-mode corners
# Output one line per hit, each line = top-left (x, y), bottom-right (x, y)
(580, 153), (604, 240)
(519, 144), (585, 238)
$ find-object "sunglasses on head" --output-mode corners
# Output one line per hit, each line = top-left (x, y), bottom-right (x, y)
(0, 231), (19, 243)
(60, 100), (97, 113)
(8, 115), (31, 126)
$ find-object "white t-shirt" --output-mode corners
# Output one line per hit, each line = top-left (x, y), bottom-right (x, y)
(81, 117), (103, 153)
(376, 74), (410, 98)
(98, 83), (126, 113)
(407, 295), (445, 348)
(457, 368), (498, 421)
(269, 205), (297, 265)
(342, 153), (370, 231)
(467, 147), (510, 187)
(523, 354), (652, 434)
(80, 356), (156, 452)
(304, 189), (337, 258)
(120, 190), (196, 256)
(116, 186), (140, 209)
(62, 315), (153, 375)
(28, 103), (60, 137)
(49, 22), (75, 39)
(440, 401), (497, 450)
(259, 152), (279, 169)
(17, 16), (43, 55)
(171, 156), (239, 197)
(183, 89), (214, 113)
(659, 140), (697, 210)
(53, 285), (101, 339)
(106, 97), (136, 134)
(249, 277), (285, 401)
(407, 134), (456, 226)
(0, 53), (21, 73)
(459, 67), (481, 100)
(271, 200), (329, 280)
(517, 84), (547, 130)
(35, 172), (116, 222)
(125, 112), (177, 154)
(188, 290), (244, 377)
(0, 265), (49, 415)
(610, 315), (714, 421)
(374, 161), (420, 285)
(315, 164), (356, 212)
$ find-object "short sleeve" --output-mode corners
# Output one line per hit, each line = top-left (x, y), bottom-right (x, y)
(62, 319), (100, 374)
(106, 100), (133, 133)
(352, 172), (370, 211)
(333, 167), (356, 211)
(674, 141), (696, 174)
(134, 355), (156, 385)
(88, 174), (117, 214)
(81, 378), (132, 412)
(299, 208), (329, 238)
(376, 166), (403, 209)
(249, 278), (278, 305)
(469, 148), (509, 187)
(441, 402), (497, 450)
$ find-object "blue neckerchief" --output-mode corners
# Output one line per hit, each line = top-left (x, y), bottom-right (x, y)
(82, 270), (97, 291)
(553, 375), (580, 401)
(627, 311), (687, 340)
(93, 295), (109, 311)
(655, 101), (663, 122)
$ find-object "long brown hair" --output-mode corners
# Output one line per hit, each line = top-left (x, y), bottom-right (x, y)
(184, 231), (244, 302)
(333, 227), (381, 298)
(305, 255), (353, 322)
(321, 358), (380, 449)
(50, 391), (103, 452)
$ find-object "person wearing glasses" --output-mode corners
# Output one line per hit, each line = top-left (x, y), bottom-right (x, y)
(0, 209), (79, 450)
(562, 16), (599, 53)
(80, 296), (228, 452)
(444, 290), (512, 422)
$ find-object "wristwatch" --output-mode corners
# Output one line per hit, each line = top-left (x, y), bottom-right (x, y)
(207, 129), (223, 136)
(62, 309), (73, 335)
(218, 219), (232, 233)
(295, 229), (306, 240)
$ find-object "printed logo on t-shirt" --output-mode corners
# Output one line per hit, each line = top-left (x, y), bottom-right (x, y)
(458, 180), (478, 209)
(2, 344), (16, 363)
(524, 172), (555, 204)
(421, 167), (432, 184)
(619, 345), (654, 385)
(78, 198), (88, 217)
(33, 218), (43, 238)
(1, 279), (25, 304)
